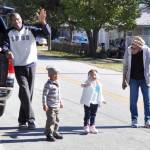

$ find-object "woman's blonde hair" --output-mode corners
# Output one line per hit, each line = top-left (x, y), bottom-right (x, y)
(132, 36), (145, 47)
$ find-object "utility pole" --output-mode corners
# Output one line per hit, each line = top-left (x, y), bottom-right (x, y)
(47, 34), (51, 51)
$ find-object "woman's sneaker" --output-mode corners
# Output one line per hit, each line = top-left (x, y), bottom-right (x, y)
(90, 125), (98, 134)
(131, 120), (139, 128)
(144, 120), (150, 128)
(84, 125), (90, 133)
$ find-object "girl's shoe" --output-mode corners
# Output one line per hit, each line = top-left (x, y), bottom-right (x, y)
(90, 125), (98, 134)
(84, 126), (90, 133)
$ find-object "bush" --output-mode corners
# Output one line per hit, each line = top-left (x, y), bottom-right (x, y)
(51, 42), (89, 55)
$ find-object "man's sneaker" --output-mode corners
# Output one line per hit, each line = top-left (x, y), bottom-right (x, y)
(46, 134), (56, 142)
(18, 123), (27, 130)
(131, 120), (139, 128)
(144, 120), (150, 128)
(53, 132), (63, 139)
(84, 125), (90, 133)
(28, 122), (36, 130)
(90, 125), (98, 134)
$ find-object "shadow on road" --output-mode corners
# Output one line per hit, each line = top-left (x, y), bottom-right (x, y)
(0, 125), (132, 143)
(98, 125), (131, 129)
(60, 126), (83, 135)
(59, 125), (131, 135)
(0, 127), (46, 143)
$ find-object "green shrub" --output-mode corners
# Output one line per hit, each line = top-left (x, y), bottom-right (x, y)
(51, 42), (89, 55)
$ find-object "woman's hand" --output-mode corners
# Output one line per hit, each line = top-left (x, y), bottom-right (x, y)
(122, 80), (127, 89)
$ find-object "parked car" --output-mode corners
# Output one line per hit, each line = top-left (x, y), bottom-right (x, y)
(36, 36), (47, 46)
(72, 35), (88, 45)
(52, 36), (68, 43)
(0, 5), (15, 117)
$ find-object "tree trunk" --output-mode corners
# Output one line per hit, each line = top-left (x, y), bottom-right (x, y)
(69, 25), (74, 43)
(86, 29), (99, 57)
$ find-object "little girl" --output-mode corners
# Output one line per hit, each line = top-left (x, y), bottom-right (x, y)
(80, 69), (105, 134)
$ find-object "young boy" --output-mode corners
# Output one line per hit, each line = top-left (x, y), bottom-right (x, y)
(42, 66), (63, 142)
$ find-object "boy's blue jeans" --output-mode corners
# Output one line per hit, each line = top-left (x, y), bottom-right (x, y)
(129, 79), (150, 122)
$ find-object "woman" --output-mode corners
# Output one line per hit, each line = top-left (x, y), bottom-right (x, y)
(122, 36), (150, 128)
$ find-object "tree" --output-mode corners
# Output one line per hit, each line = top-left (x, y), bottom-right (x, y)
(3, 0), (140, 57)
(4, 0), (38, 22)
(4, 0), (61, 23)
(61, 0), (140, 57)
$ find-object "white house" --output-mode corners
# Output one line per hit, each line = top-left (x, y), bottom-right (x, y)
(98, 28), (109, 50)
(126, 5), (150, 47)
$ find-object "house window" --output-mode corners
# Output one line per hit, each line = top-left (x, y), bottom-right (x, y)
(133, 28), (143, 35)
(143, 28), (150, 35)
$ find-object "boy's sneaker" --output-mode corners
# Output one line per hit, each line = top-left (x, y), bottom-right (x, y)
(131, 120), (139, 128)
(84, 125), (90, 133)
(46, 134), (56, 142)
(90, 125), (98, 134)
(18, 123), (27, 130)
(53, 132), (63, 139)
(28, 122), (36, 130)
(144, 120), (150, 128)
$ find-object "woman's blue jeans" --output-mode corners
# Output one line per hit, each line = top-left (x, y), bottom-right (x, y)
(129, 79), (150, 122)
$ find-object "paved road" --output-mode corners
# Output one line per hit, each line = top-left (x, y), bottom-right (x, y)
(0, 56), (150, 150)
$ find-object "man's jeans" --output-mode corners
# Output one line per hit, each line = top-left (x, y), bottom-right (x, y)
(129, 79), (150, 122)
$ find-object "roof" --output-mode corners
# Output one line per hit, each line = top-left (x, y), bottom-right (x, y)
(136, 7), (150, 26)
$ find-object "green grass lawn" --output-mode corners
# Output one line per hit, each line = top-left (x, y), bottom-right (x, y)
(38, 47), (123, 72)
